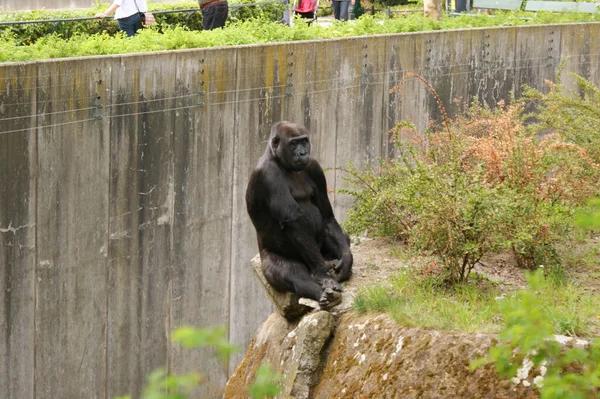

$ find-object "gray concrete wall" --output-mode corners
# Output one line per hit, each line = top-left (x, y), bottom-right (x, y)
(0, 0), (170, 11)
(1, 23), (599, 398)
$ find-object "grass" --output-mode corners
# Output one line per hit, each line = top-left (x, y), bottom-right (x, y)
(354, 263), (600, 337)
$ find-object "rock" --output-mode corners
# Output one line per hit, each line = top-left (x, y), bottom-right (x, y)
(250, 254), (314, 320)
(223, 311), (335, 399)
(281, 311), (335, 399)
(226, 313), (544, 399)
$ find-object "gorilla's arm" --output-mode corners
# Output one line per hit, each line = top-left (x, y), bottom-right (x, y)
(256, 165), (333, 281)
(306, 161), (353, 282)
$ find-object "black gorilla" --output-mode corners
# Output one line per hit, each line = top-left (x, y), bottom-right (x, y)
(246, 121), (353, 309)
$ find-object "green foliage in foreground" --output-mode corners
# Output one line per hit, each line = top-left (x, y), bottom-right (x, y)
(2, 11), (600, 62)
(472, 271), (600, 399)
(115, 326), (281, 399)
(354, 266), (600, 336)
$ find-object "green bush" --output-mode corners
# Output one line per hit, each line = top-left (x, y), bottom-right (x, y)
(0, 0), (286, 45)
(472, 271), (600, 399)
(342, 74), (600, 285)
(342, 123), (515, 284)
(523, 71), (600, 164)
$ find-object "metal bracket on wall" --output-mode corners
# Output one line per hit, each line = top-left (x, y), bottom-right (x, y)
(546, 30), (555, 68)
(198, 58), (206, 107)
(425, 38), (433, 76)
(362, 43), (369, 69)
(93, 69), (103, 120)
(93, 96), (103, 119)
(286, 50), (294, 98)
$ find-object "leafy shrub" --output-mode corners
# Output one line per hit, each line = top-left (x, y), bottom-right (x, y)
(342, 73), (600, 284)
(343, 123), (517, 283)
(453, 100), (598, 272)
(523, 72), (600, 164)
(472, 271), (600, 399)
(0, 0), (285, 45)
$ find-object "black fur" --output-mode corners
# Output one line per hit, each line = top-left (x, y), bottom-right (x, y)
(246, 121), (353, 309)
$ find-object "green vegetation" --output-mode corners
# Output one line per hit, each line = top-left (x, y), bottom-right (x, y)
(115, 326), (281, 399)
(472, 271), (600, 399)
(354, 263), (600, 336)
(349, 71), (600, 396)
(2, 3), (600, 62)
(344, 72), (600, 285)
(0, 0), (284, 46)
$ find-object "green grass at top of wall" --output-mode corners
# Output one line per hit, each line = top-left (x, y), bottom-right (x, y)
(354, 268), (600, 337)
(2, 11), (600, 63)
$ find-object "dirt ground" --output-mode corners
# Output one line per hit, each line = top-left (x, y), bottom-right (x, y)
(348, 234), (600, 295)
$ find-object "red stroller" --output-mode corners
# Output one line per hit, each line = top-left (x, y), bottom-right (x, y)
(294, 0), (319, 23)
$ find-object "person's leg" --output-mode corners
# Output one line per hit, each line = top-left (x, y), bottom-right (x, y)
(203, 2), (228, 30)
(117, 13), (143, 37)
(339, 1), (350, 21)
(131, 13), (143, 35)
(332, 1), (341, 19)
(212, 2), (229, 29)
(202, 6), (216, 30)
(281, 0), (291, 25)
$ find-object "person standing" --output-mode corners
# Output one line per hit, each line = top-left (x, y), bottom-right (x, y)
(198, 0), (229, 30)
(95, 0), (148, 37)
(331, 0), (355, 21)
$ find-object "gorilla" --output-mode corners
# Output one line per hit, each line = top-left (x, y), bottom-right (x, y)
(246, 121), (353, 309)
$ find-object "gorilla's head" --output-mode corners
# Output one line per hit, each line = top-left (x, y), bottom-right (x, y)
(268, 121), (311, 172)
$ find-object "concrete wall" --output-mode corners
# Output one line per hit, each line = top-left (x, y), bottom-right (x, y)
(1, 23), (599, 398)
(0, 0), (171, 11)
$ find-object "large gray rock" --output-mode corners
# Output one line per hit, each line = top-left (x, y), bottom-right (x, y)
(280, 311), (335, 399)
(223, 311), (335, 399)
(226, 313), (543, 399)
(250, 254), (316, 320)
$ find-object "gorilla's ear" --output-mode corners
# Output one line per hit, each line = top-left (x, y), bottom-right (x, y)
(271, 136), (280, 149)
(269, 135), (280, 157)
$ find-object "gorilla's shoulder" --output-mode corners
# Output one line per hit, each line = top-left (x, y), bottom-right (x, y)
(253, 157), (284, 179)
(305, 158), (325, 175)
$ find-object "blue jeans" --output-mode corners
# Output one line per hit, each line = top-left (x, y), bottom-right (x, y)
(202, 1), (229, 30)
(333, 1), (350, 21)
(118, 13), (143, 37)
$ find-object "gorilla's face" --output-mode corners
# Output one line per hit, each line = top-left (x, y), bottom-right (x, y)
(270, 124), (312, 172)
(287, 136), (310, 171)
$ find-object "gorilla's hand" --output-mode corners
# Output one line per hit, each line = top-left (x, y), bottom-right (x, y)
(331, 252), (353, 282)
(324, 259), (341, 270)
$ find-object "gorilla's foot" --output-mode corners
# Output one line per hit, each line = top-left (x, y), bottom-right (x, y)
(320, 276), (342, 292)
(319, 288), (342, 310)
